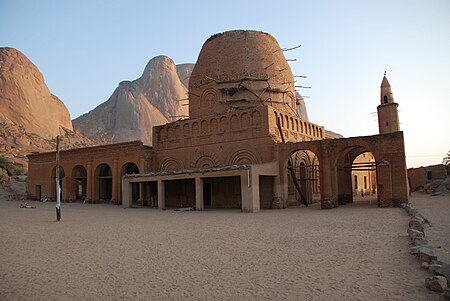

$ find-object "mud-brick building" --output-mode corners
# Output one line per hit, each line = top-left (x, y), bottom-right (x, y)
(27, 141), (151, 204)
(408, 164), (448, 192)
(27, 30), (410, 211)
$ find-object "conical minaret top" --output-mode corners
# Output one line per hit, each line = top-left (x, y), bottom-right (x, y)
(377, 71), (400, 134)
(380, 70), (394, 105)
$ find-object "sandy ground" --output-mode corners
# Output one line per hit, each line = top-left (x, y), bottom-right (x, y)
(0, 195), (445, 301)
(410, 192), (450, 264)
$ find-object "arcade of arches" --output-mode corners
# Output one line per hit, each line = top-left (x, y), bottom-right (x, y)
(27, 141), (149, 204)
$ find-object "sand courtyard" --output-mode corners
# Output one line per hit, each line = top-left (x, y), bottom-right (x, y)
(1, 194), (448, 300)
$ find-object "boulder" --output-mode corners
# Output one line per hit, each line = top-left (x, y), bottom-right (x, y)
(444, 289), (450, 300)
(435, 264), (450, 284)
(413, 238), (428, 246)
(408, 228), (425, 241)
(409, 217), (425, 232)
(321, 198), (334, 209)
(425, 276), (448, 293)
(411, 245), (437, 263)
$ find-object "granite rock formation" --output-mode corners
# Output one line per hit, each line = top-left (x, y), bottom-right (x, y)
(73, 56), (190, 145)
(0, 47), (73, 139)
(0, 47), (94, 170)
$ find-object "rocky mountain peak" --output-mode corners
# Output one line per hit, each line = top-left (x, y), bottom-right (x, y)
(0, 47), (73, 139)
(73, 55), (192, 146)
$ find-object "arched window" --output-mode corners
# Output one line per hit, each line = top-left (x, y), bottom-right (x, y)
(383, 95), (388, 104)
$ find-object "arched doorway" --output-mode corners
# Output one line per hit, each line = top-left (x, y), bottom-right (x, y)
(120, 162), (140, 205)
(71, 165), (87, 201)
(51, 166), (65, 200)
(336, 147), (378, 206)
(94, 164), (112, 202)
(351, 152), (377, 199)
(287, 150), (320, 206)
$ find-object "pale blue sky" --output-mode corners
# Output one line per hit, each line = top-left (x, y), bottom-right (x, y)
(1, 0), (449, 167)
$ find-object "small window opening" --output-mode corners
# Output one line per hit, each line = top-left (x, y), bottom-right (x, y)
(383, 96), (388, 104)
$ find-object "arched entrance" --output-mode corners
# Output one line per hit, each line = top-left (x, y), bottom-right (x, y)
(51, 166), (65, 200)
(352, 152), (377, 199)
(94, 164), (112, 202)
(120, 162), (140, 205)
(287, 150), (320, 207)
(71, 165), (87, 201)
(336, 147), (378, 206)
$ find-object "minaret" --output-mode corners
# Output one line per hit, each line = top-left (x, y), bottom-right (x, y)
(377, 71), (400, 134)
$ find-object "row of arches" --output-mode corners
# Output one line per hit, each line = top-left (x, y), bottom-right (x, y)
(157, 110), (262, 142)
(49, 162), (139, 203)
(274, 111), (323, 138)
(282, 139), (385, 208)
(160, 149), (261, 172)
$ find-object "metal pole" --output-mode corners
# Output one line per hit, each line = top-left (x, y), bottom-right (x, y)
(56, 135), (62, 221)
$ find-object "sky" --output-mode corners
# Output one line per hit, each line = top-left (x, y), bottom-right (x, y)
(0, 0), (449, 168)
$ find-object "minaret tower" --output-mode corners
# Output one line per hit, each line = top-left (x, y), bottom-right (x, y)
(377, 71), (400, 134)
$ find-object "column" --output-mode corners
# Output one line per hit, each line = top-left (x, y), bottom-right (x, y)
(86, 160), (93, 203)
(240, 168), (260, 213)
(122, 178), (131, 208)
(195, 176), (204, 211)
(157, 180), (165, 209)
(377, 162), (392, 207)
(111, 159), (119, 204)
(319, 150), (336, 209)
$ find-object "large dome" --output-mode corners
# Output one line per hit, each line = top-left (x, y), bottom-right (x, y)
(188, 30), (297, 119)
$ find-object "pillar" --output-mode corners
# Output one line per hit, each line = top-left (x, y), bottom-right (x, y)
(122, 178), (131, 208)
(157, 180), (165, 209)
(319, 148), (337, 209)
(111, 159), (119, 204)
(241, 168), (260, 213)
(86, 160), (93, 203)
(195, 176), (204, 211)
(377, 162), (393, 207)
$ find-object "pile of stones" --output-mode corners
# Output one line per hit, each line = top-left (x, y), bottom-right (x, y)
(401, 203), (450, 299)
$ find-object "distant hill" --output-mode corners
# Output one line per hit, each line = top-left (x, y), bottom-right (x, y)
(0, 47), (73, 139)
(0, 47), (94, 169)
(73, 56), (192, 145)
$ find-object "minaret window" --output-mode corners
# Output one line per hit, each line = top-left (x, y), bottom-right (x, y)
(384, 96), (388, 104)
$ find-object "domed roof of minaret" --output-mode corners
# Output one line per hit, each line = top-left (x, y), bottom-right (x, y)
(188, 30), (297, 119)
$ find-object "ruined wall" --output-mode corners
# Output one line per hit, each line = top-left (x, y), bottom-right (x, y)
(408, 164), (448, 191)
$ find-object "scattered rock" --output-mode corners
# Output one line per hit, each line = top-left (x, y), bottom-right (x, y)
(413, 238), (428, 246)
(425, 275), (448, 293)
(411, 245), (437, 263)
(430, 261), (446, 272)
(444, 289), (450, 300)
(435, 264), (450, 284)
(408, 228), (425, 241)
(409, 217), (425, 232)
(321, 198), (334, 209)
(422, 262), (430, 270)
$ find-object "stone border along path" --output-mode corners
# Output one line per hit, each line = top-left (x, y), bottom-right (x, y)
(402, 203), (450, 299)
